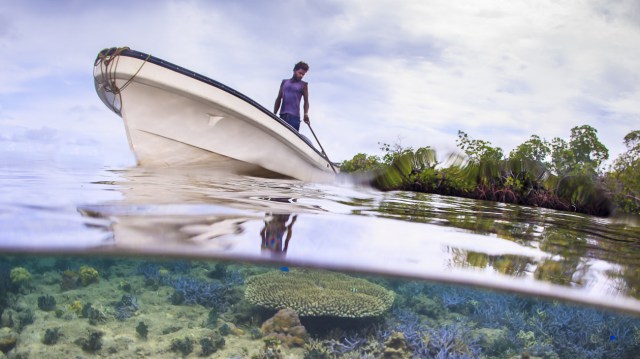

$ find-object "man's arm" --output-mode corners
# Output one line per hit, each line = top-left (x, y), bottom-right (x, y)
(302, 83), (310, 124)
(274, 82), (284, 114)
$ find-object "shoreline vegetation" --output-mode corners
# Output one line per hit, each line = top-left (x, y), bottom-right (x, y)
(340, 125), (640, 217)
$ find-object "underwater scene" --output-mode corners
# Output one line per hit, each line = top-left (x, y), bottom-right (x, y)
(2, 167), (640, 358)
(2, 255), (640, 359)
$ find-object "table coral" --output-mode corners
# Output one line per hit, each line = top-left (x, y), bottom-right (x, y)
(245, 269), (395, 317)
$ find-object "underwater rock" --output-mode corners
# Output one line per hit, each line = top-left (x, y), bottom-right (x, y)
(118, 281), (133, 293)
(207, 263), (228, 280)
(411, 294), (444, 319)
(37, 295), (56, 311)
(170, 336), (194, 356)
(218, 322), (244, 336)
(245, 269), (395, 317)
(75, 330), (104, 352)
(0, 309), (16, 328)
(161, 326), (182, 335)
(113, 294), (139, 321)
(0, 327), (18, 353)
(261, 308), (308, 348)
(473, 327), (510, 356)
(0, 308), (34, 331)
(82, 303), (108, 325)
(199, 332), (225, 356)
(136, 321), (148, 339)
(15, 308), (34, 332)
(382, 331), (411, 359)
(169, 290), (186, 305)
(206, 308), (219, 327)
(42, 327), (61, 345)
(60, 270), (79, 291)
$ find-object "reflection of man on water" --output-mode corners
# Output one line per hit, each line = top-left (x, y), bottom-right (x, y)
(260, 213), (297, 257)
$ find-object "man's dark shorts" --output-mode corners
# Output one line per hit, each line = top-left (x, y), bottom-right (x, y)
(280, 113), (301, 131)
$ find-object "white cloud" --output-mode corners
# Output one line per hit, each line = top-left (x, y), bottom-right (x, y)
(1, 0), (638, 166)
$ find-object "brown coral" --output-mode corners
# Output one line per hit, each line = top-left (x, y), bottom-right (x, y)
(261, 308), (308, 348)
(245, 269), (395, 317)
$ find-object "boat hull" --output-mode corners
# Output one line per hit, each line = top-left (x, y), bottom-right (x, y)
(94, 48), (336, 182)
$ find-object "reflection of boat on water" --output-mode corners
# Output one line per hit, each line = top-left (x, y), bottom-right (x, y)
(93, 47), (337, 182)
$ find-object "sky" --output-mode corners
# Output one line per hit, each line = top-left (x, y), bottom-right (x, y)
(1, 0), (639, 169)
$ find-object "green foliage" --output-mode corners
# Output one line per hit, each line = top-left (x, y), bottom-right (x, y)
(341, 125), (625, 215)
(604, 130), (640, 213)
(551, 125), (609, 175)
(339, 153), (382, 173)
(509, 134), (551, 164)
(456, 130), (504, 161)
(379, 141), (415, 165)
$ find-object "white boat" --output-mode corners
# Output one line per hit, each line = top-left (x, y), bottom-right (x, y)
(94, 47), (337, 182)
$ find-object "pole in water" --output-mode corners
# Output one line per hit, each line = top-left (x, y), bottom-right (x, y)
(306, 123), (337, 174)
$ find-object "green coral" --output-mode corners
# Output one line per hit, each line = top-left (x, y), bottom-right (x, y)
(245, 269), (395, 317)
(79, 266), (99, 286)
(68, 300), (83, 315)
(10, 267), (32, 284)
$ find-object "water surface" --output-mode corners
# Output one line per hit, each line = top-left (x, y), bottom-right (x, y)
(2, 164), (640, 358)
(3, 165), (639, 313)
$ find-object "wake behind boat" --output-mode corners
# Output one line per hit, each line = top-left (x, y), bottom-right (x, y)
(94, 47), (337, 182)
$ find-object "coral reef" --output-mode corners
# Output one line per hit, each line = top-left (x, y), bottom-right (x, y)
(199, 332), (225, 356)
(81, 303), (107, 325)
(60, 270), (79, 291)
(42, 327), (61, 345)
(382, 331), (411, 358)
(136, 321), (148, 339)
(0, 327), (18, 353)
(75, 330), (104, 352)
(260, 308), (308, 348)
(170, 336), (194, 356)
(245, 270), (395, 317)
(0, 307), (35, 332)
(67, 300), (83, 315)
(9, 267), (31, 286)
(385, 307), (481, 358)
(1, 256), (639, 358)
(37, 294), (56, 311)
(257, 337), (285, 359)
(113, 294), (139, 321)
(169, 276), (228, 308)
(78, 265), (99, 286)
(303, 339), (333, 359)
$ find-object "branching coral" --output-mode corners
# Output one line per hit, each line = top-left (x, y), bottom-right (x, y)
(170, 276), (227, 308)
(113, 294), (139, 321)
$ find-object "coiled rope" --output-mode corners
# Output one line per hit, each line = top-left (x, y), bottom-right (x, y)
(95, 47), (151, 112)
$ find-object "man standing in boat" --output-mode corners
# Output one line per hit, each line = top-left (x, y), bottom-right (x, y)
(274, 61), (310, 131)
